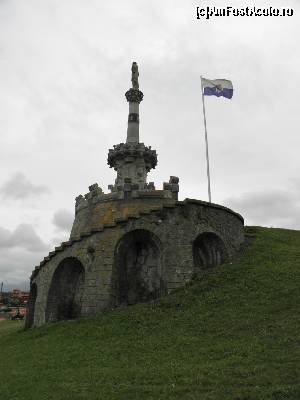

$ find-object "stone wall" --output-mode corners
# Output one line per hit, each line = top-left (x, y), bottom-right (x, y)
(28, 198), (244, 328)
(70, 194), (175, 239)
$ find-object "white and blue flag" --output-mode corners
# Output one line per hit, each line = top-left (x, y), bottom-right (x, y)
(201, 78), (233, 99)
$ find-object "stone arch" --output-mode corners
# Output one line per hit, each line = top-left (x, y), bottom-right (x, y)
(112, 229), (165, 306)
(193, 232), (228, 269)
(25, 283), (37, 329)
(45, 257), (85, 323)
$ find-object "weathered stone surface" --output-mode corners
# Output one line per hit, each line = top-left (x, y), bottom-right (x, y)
(70, 195), (176, 239)
(107, 142), (158, 193)
(28, 197), (244, 328)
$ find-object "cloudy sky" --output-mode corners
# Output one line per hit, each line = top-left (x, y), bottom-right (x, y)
(0, 0), (299, 290)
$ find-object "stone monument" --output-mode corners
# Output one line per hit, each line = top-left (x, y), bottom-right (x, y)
(25, 63), (244, 328)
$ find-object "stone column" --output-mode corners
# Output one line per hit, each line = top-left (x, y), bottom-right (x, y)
(107, 62), (157, 192)
(125, 62), (143, 143)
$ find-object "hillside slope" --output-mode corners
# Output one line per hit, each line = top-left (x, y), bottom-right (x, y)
(1, 227), (300, 400)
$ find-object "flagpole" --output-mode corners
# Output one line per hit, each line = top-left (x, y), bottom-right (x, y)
(200, 76), (212, 203)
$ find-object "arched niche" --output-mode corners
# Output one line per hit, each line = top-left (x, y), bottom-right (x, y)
(113, 229), (164, 306)
(25, 283), (37, 329)
(45, 257), (85, 323)
(193, 232), (228, 269)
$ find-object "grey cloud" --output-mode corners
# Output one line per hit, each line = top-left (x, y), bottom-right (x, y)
(0, 224), (50, 288)
(224, 189), (300, 230)
(0, 223), (48, 252)
(52, 209), (74, 232)
(11, 224), (49, 251)
(0, 226), (12, 248)
(0, 172), (50, 200)
(0, 247), (44, 289)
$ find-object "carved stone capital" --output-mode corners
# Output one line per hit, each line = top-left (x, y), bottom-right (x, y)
(125, 88), (143, 103)
(107, 142), (157, 170)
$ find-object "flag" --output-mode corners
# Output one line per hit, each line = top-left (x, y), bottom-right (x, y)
(202, 78), (233, 99)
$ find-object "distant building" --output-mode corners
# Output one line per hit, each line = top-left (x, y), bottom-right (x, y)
(11, 289), (29, 303)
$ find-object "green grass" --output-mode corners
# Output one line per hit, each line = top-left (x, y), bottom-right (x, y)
(1, 227), (300, 400)
(0, 320), (23, 338)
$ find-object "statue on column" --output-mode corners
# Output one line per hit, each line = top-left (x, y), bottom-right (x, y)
(131, 62), (139, 90)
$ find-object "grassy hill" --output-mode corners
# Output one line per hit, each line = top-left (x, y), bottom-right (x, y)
(1, 226), (300, 400)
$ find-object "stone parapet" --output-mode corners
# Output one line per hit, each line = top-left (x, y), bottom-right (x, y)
(71, 193), (177, 239)
(163, 176), (180, 200)
(75, 184), (176, 215)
